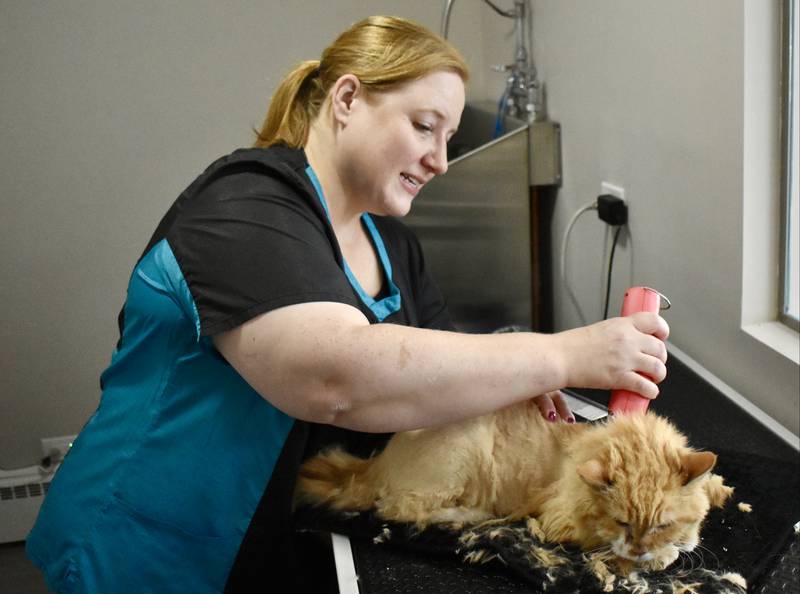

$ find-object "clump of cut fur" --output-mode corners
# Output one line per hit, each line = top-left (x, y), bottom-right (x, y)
(295, 403), (733, 571)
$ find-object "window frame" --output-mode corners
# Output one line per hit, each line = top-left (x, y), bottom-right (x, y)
(779, 0), (799, 331)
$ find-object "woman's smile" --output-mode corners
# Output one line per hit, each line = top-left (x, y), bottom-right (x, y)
(399, 171), (425, 196)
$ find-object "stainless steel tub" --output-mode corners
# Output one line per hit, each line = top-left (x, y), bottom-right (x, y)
(402, 103), (531, 333)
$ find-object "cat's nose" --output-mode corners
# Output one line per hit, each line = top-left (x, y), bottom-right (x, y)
(630, 544), (647, 557)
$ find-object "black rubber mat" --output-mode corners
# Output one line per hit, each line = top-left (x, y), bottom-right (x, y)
(294, 354), (800, 592)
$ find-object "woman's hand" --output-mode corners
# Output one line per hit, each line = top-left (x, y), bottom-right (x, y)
(554, 312), (670, 399)
(532, 390), (575, 423)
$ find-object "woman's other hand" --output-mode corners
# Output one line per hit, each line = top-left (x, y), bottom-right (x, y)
(532, 390), (575, 423)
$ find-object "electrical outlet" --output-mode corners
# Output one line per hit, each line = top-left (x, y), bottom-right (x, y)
(40, 435), (76, 462)
(601, 181), (626, 203)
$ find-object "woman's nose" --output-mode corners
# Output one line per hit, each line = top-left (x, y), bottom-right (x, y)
(423, 141), (448, 175)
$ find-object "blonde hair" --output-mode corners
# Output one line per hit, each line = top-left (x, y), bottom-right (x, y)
(254, 15), (469, 148)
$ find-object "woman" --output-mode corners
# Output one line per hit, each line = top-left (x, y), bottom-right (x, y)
(27, 15), (668, 593)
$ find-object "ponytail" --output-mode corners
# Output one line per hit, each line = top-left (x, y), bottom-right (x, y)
(253, 60), (323, 148)
(253, 16), (469, 149)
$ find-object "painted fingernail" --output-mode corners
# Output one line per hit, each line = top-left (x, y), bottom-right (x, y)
(548, 411), (557, 422)
(566, 416), (576, 424)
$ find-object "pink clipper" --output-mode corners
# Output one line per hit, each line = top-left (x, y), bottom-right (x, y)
(608, 286), (669, 415)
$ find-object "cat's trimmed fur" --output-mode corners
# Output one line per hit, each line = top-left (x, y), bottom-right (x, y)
(296, 402), (733, 570)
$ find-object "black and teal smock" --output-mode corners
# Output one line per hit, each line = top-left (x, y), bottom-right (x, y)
(26, 145), (453, 593)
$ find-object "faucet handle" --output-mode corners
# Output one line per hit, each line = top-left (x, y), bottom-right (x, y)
(491, 63), (515, 73)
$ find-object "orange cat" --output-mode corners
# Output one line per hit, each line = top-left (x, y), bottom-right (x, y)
(296, 402), (733, 570)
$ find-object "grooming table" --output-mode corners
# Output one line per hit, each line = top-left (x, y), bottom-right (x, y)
(295, 352), (799, 593)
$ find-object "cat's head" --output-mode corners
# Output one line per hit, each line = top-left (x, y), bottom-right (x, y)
(574, 413), (733, 569)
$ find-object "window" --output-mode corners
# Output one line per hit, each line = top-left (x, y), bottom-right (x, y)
(780, 0), (799, 330)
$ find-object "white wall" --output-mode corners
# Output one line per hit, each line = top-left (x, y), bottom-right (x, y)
(0, 0), (489, 467)
(503, 0), (799, 435)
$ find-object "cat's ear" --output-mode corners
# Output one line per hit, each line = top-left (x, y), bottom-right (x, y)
(704, 473), (734, 508)
(576, 459), (612, 489)
(681, 450), (717, 486)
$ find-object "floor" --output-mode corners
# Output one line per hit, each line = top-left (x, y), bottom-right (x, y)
(0, 541), (49, 594)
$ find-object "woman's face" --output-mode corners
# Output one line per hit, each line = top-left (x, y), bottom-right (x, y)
(334, 70), (466, 218)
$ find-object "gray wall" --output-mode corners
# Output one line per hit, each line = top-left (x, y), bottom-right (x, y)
(0, 0), (489, 468)
(2, 1), (798, 468)
(501, 0), (798, 436)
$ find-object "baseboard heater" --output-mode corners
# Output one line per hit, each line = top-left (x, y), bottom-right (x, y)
(0, 469), (53, 544)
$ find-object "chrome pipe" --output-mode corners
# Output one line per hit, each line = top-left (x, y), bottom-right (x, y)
(440, 0), (456, 38)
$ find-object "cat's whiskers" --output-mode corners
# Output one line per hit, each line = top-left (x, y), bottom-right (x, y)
(672, 555), (688, 575)
(673, 549), (699, 576)
(685, 549), (703, 572)
(672, 540), (719, 579)
(692, 542), (720, 568)
(689, 549), (703, 571)
(583, 543), (614, 556)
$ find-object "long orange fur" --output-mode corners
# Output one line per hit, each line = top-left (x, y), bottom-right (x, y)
(296, 402), (733, 570)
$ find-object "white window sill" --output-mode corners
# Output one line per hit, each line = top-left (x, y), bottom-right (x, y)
(742, 321), (800, 365)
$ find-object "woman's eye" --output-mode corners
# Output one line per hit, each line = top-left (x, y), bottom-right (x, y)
(415, 122), (434, 133)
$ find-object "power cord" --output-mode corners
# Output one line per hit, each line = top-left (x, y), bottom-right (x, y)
(560, 200), (598, 325)
(602, 225), (625, 319)
(561, 194), (628, 324)
(598, 193), (629, 319)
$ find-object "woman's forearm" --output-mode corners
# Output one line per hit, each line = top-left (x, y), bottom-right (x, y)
(324, 322), (567, 432)
(215, 301), (668, 434)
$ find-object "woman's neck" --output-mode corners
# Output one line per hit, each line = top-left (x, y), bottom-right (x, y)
(304, 123), (363, 243)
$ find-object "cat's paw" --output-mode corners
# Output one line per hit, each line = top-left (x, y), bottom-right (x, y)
(610, 557), (637, 576)
(525, 517), (547, 541)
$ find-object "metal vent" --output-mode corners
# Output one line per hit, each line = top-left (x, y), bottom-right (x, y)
(0, 482), (50, 502)
(0, 478), (53, 543)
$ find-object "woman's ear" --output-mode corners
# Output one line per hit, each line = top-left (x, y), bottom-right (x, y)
(330, 74), (362, 125)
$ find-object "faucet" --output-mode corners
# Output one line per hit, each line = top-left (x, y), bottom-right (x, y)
(441, 0), (543, 123)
